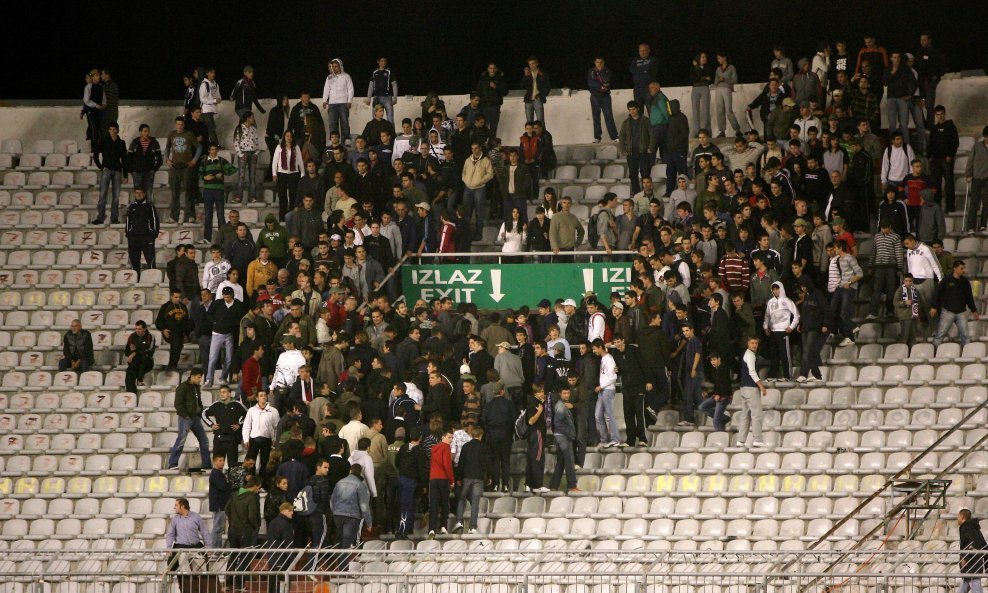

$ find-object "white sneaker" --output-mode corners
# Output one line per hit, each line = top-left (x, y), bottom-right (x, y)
(468, 528), (477, 534)
(838, 338), (855, 347)
(427, 530), (435, 539)
(453, 522), (464, 533)
(574, 465), (582, 470)
(533, 487), (550, 494)
(440, 527), (448, 535)
(752, 441), (768, 447)
(734, 441), (746, 447)
(865, 314), (877, 321)
(795, 376), (807, 383)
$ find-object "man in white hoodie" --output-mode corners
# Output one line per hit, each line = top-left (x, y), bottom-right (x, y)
(763, 281), (800, 381)
(198, 67), (222, 146)
(322, 59), (355, 146)
(880, 132), (916, 191)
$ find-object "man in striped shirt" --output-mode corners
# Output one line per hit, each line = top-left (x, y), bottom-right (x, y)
(866, 219), (905, 320)
(717, 242), (750, 297)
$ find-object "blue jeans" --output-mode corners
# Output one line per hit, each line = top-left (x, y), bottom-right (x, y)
(371, 95), (394, 123)
(97, 169), (121, 221)
(590, 94), (618, 141)
(831, 286), (858, 340)
(207, 333), (234, 384)
(961, 578), (984, 593)
(680, 373), (703, 423)
(886, 98), (910, 143)
(665, 152), (689, 196)
(933, 309), (970, 347)
(236, 152), (257, 201)
(202, 189), (225, 242)
(595, 388), (619, 443)
(462, 186), (487, 239)
(328, 104), (351, 142)
(455, 478), (484, 528)
(167, 416), (211, 468)
(131, 172), (154, 201)
(549, 433), (577, 490)
(698, 397), (730, 431)
(525, 100), (545, 124)
(211, 509), (226, 548)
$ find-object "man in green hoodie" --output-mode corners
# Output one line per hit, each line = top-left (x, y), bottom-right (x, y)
(225, 475), (261, 588)
(257, 214), (289, 269)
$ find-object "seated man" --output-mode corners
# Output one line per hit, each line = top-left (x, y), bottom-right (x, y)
(59, 319), (95, 373)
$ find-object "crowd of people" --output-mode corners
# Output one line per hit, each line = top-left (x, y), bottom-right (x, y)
(60, 34), (988, 571)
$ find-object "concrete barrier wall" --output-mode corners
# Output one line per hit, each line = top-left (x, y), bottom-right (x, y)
(1, 76), (986, 150)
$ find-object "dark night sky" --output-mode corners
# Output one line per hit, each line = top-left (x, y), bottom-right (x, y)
(7, 1), (984, 102)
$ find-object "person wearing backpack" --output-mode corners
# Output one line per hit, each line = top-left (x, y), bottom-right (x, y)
(299, 457), (331, 570)
(586, 299), (611, 343)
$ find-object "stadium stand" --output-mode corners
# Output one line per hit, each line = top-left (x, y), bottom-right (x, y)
(2, 46), (988, 591)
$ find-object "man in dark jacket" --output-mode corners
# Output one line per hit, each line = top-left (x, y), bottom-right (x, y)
(156, 290), (193, 371)
(208, 454), (231, 548)
(168, 368), (211, 470)
(588, 57), (619, 143)
(477, 63), (508, 136)
(229, 66), (266, 118)
(480, 386), (516, 492)
(226, 223), (257, 286)
(395, 427), (429, 539)
(125, 187), (160, 279)
(170, 244), (201, 300)
(619, 101), (653, 196)
(959, 508), (987, 586)
(629, 43), (659, 107)
(611, 335), (648, 447)
(94, 121), (128, 225)
(928, 106), (959, 213)
(127, 124), (163, 198)
(931, 260), (980, 349)
(206, 287), (247, 387)
(797, 277), (830, 382)
(265, 96), (290, 182)
(204, 385), (249, 469)
(453, 427), (488, 533)
(59, 319), (95, 373)
(664, 99), (690, 196)
(302, 457), (332, 568)
(124, 320), (156, 394)
(265, 503), (295, 593)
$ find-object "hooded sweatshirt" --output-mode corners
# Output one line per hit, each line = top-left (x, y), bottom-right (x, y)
(763, 281), (800, 332)
(665, 100), (690, 154)
(322, 59), (354, 105)
(917, 188), (945, 244)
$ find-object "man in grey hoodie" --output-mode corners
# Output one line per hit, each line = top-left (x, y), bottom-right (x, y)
(711, 52), (740, 138)
(917, 188), (945, 245)
(964, 126), (988, 233)
(322, 59), (355, 145)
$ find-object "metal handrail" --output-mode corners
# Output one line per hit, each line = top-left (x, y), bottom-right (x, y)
(413, 250), (637, 258)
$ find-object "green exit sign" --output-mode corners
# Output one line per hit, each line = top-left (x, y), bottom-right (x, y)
(403, 263), (634, 309)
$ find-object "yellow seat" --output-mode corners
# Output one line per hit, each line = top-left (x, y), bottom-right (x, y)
(653, 474), (676, 493)
(0, 478), (12, 495)
(119, 477), (143, 493)
(834, 475), (859, 493)
(14, 477), (39, 495)
(756, 474), (779, 493)
(193, 476), (210, 493)
(170, 476), (193, 493)
(806, 475), (832, 493)
(67, 477), (92, 494)
(703, 474), (727, 493)
(93, 476), (118, 494)
(677, 474), (701, 493)
(627, 474), (650, 493)
(145, 476), (168, 493)
(41, 477), (66, 494)
(781, 475), (806, 493)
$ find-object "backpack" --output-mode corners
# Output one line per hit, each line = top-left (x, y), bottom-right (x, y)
(293, 484), (317, 516)
(514, 409), (529, 440)
(449, 313), (471, 342)
(587, 211), (600, 249)
(591, 311), (613, 344)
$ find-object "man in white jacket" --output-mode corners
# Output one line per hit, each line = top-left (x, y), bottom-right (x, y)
(880, 132), (916, 189)
(198, 67), (222, 146)
(242, 391), (280, 481)
(322, 58), (354, 146)
(592, 339), (620, 448)
(763, 281), (800, 381)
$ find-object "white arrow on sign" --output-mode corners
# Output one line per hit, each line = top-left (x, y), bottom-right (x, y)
(582, 268), (594, 295)
(490, 269), (505, 302)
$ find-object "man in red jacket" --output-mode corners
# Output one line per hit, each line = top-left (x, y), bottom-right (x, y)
(427, 429), (455, 538)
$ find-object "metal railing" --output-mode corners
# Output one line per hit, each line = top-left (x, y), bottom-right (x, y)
(413, 250), (637, 264)
(0, 549), (982, 591)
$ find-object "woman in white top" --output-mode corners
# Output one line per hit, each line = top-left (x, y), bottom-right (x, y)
(542, 187), (558, 220)
(497, 207), (527, 259)
(271, 130), (303, 221)
(233, 111), (259, 203)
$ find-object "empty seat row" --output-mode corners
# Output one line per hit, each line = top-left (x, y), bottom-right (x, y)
(0, 473), (209, 498)
(0, 286), (166, 310)
(0, 368), (181, 390)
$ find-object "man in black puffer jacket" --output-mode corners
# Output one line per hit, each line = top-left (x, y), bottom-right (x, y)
(959, 508), (987, 586)
(127, 124), (163, 199)
(125, 187), (160, 279)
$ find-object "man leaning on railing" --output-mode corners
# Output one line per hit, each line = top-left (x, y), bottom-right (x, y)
(959, 508), (988, 593)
